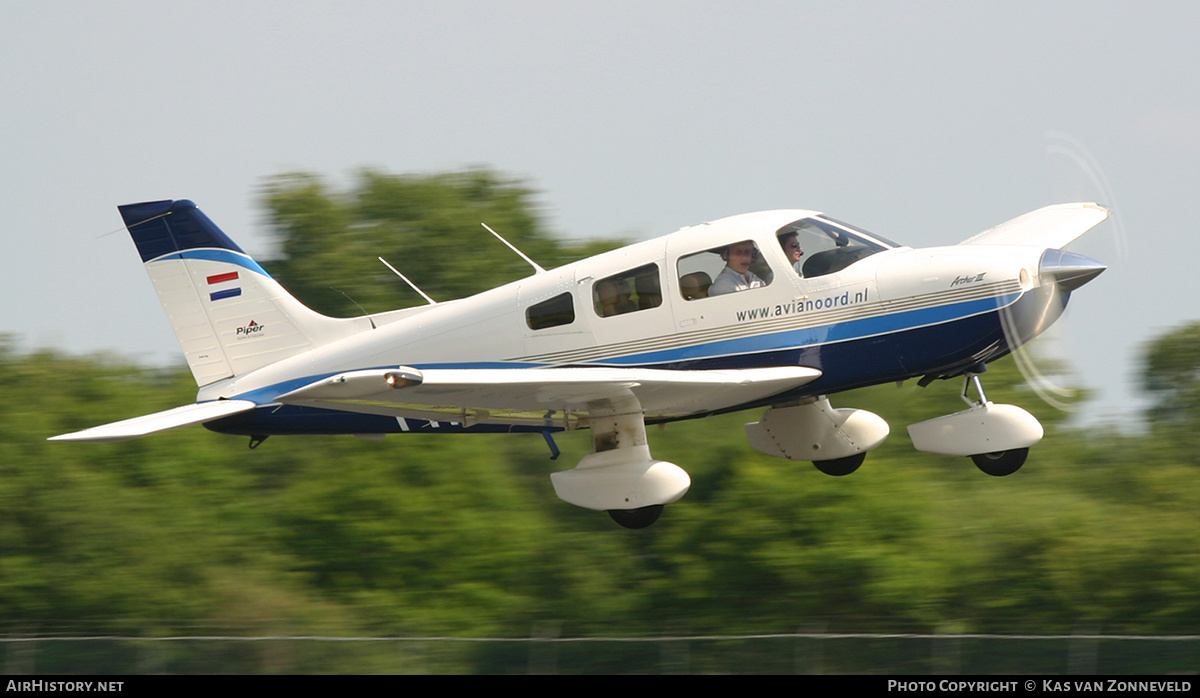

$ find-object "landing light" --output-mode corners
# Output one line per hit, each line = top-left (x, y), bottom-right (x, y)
(385, 368), (424, 389)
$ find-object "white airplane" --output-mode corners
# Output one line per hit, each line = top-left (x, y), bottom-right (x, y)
(52, 199), (1108, 528)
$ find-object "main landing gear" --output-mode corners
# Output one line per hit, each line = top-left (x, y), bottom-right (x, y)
(607, 505), (664, 529)
(970, 448), (1030, 477)
(745, 396), (890, 475)
(813, 452), (867, 476)
(907, 369), (1043, 476)
(550, 394), (690, 530)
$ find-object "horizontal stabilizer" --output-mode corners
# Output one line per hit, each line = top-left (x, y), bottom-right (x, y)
(959, 203), (1109, 249)
(276, 366), (821, 427)
(49, 400), (258, 442)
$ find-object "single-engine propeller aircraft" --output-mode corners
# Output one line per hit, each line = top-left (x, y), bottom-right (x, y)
(52, 199), (1108, 528)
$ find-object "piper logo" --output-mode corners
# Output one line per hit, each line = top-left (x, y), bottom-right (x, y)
(235, 320), (265, 338)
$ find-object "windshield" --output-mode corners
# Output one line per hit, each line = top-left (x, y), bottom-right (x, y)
(775, 217), (893, 278)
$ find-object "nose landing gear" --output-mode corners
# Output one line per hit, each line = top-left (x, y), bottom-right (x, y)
(907, 369), (1044, 476)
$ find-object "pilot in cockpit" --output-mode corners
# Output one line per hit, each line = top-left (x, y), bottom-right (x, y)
(779, 232), (805, 276)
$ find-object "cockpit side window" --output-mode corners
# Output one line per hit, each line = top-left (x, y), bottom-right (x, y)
(593, 264), (662, 317)
(775, 218), (889, 279)
(676, 240), (773, 300)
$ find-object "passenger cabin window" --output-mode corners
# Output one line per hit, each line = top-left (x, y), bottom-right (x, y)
(775, 217), (890, 279)
(526, 292), (575, 330)
(676, 240), (773, 301)
(593, 264), (662, 317)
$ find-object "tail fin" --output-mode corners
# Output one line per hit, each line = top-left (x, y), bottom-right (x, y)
(122, 200), (364, 386)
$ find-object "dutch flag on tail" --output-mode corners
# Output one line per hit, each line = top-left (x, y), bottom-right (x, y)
(206, 271), (241, 301)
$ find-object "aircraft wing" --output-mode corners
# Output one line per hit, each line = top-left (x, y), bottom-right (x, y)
(49, 400), (259, 442)
(275, 366), (822, 428)
(958, 202), (1109, 249)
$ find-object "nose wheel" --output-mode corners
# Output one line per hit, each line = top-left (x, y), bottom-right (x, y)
(908, 367), (1044, 476)
(959, 373), (1029, 477)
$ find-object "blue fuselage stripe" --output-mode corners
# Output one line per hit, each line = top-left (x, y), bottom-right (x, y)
(596, 292), (1019, 366)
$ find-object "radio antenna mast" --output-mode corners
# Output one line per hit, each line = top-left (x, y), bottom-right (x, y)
(482, 223), (545, 274)
(379, 257), (437, 305)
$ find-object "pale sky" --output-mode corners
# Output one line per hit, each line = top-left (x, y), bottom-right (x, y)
(4, 1), (1197, 425)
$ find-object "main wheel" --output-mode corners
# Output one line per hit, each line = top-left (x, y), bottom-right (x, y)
(607, 505), (664, 529)
(970, 448), (1029, 476)
(813, 452), (865, 476)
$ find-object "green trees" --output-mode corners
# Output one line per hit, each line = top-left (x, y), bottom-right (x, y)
(1142, 321), (1200, 437)
(8, 170), (1200, 672)
(260, 169), (621, 317)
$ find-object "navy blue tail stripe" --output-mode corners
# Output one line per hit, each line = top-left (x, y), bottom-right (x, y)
(119, 200), (247, 263)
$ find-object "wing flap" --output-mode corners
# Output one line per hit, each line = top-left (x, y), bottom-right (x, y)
(49, 400), (258, 442)
(959, 202), (1109, 249)
(276, 366), (822, 425)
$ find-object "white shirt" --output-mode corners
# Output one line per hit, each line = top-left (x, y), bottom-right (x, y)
(708, 266), (766, 296)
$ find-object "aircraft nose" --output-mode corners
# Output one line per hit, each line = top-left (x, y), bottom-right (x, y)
(1039, 248), (1106, 293)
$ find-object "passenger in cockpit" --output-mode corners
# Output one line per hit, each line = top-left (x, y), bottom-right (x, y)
(596, 278), (638, 316)
(708, 241), (766, 296)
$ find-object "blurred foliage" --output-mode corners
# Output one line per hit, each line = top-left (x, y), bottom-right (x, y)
(1141, 321), (1200, 459)
(7, 171), (1200, 672)
(10, 341), (1200, 671)
(260, 169), (623, 316)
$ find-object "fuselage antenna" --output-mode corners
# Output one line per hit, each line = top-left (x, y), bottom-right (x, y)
(482, 223), (545, 274)
(379, 257), (437, 305)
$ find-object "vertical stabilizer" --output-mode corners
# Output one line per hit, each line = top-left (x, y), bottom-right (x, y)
(121, 200), (361, 386)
